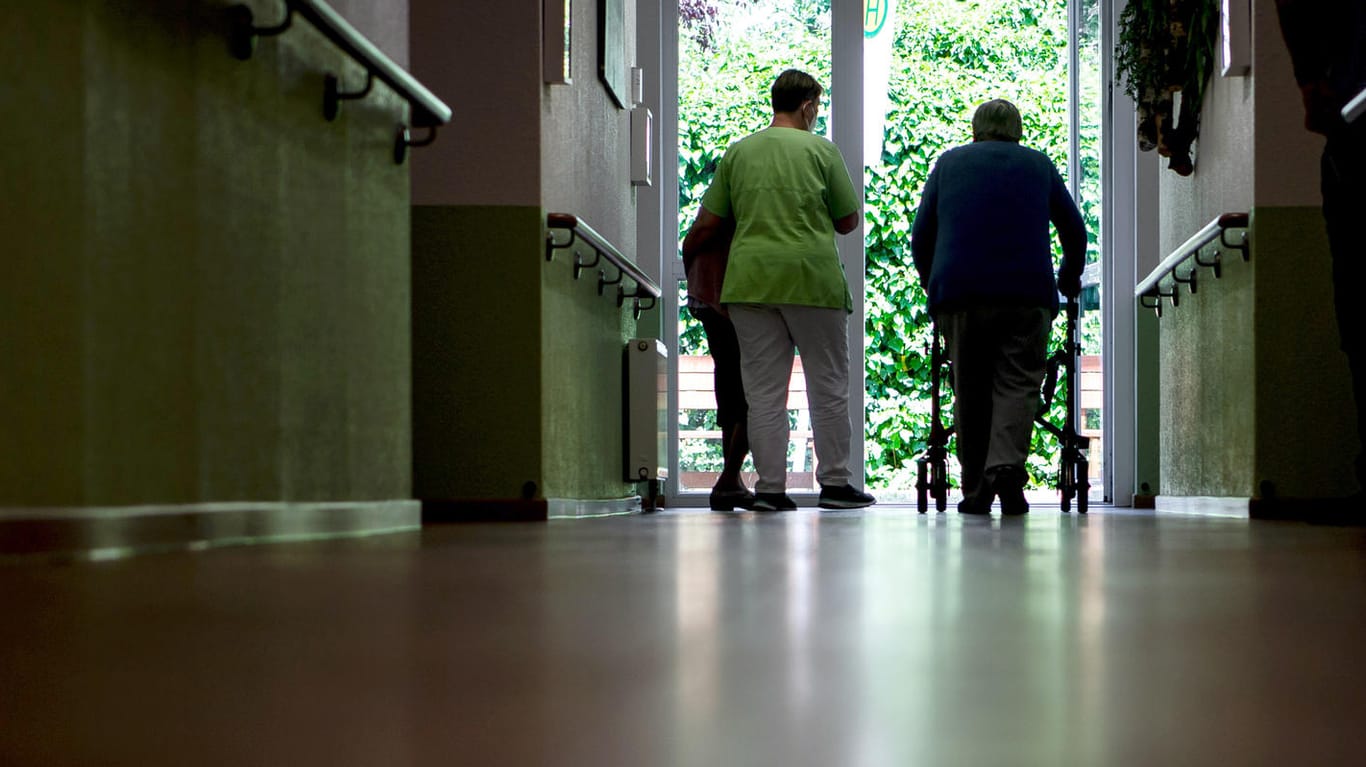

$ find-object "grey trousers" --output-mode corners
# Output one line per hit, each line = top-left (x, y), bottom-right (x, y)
(939, 306), (1051, 504)
(728, 304), (853, 494)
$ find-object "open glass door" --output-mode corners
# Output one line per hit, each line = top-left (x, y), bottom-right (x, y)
(859, 0), (1108, 504)
(663, 0), (1108, 506)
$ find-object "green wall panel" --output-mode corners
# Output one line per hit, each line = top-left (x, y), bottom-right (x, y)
(1251, 207), (1359, 498)
(1156, 206), (1359, 500)
(0, 0), (412, 508)
(412, 205), (650, 504)
(539, 243), (645, 500)
(412, 205), (544, 501)
(1135, 310), (1161, 496)
(1159, 232), (1256, 498)
(0, 0), (88, 504)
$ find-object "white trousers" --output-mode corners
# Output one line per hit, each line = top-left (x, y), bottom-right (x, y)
(728, 304), (853, 493)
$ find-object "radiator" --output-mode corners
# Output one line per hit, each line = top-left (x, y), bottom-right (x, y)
(624, 338), (669, 482)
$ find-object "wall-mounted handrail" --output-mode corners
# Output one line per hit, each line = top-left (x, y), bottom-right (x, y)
(546, 213), (661, 319)
(1344, 87), (1366, 125)
(229, 0), (452, 163)
(1135, 212), (1249, 317)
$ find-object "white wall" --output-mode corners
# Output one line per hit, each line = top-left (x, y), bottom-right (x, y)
(1251, 0), (1324, 207)
(540, 0), (638, 258)
(410, 0), (542, 207)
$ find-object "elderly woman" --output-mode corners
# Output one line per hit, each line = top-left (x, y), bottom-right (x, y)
(910, 99), (1087, 515)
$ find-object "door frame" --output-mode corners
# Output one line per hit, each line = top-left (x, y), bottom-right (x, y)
(640, 0), (1137, 507)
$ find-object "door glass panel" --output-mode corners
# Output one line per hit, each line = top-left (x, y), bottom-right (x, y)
(1076, 0), (1105, 498)
(862, 0), (1106, 500)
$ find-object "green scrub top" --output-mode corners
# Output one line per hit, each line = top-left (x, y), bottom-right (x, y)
(701, 127), (859, 312)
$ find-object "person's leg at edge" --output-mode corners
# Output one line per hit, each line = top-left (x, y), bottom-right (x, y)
(694, 307), (753, 509)
(1323, 128), (1366, 498)
(783, 305), (850, 486)
(983, 307), (1051, 514)
(942, 309), (994, 513)
(783, 305), (874, 508)
(728, 304), (796, 499)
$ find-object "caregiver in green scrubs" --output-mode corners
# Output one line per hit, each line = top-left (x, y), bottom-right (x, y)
(684, 69), (875, 512)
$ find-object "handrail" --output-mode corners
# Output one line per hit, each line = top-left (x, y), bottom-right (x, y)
(1344, 87), (1366, 125)
(546, 213), (661, 319)
(1135, 212), (1249, 316)
(229, 0), (452, 163)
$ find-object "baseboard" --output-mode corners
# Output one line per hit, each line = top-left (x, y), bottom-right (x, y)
(0, 500), (421, 563)
(1132, 494), (1157, 509)
(422, 498), (549, 522)
(1249, 495), (1366, 525)
(1153, 494), (1366, 525)
(421, 497), (643, 522)
(1153, 495), (1250, 517)
(546, 496), (642, 519)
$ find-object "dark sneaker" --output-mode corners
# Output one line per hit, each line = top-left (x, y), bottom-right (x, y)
(957, 498), (991, 515)
(818, 484), (875, 509)
(990, 465), (1029, 516)
(752, 492), (797, 512)
(709, 488), (756, 511)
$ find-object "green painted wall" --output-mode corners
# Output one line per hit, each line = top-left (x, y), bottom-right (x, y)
(1251, 207), (1360, 498)
(540, 241), (644, 500)
(411, 205), (645, 505)
(1157, 206), (1358, 499)
(1159, 233), (1256, 497)
(411, 206), (544, 500)
(0, 1), (412, 507)
(1135, 310), (1161, 496)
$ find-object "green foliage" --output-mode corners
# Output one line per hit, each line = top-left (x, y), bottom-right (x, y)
(678, 0), (1103, 492)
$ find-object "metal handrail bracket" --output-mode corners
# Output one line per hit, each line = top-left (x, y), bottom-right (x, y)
(229, 0), (452, 163)
(1135, 212), (1249, 315)
(546, 213), (661, 318)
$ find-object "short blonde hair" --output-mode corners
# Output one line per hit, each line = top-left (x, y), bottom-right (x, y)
(972, 99), (1023, 142)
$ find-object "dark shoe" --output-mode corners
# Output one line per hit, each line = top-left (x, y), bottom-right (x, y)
(709, 488), (756, 511)
(751, 492), (797, 512)
(818, 484), (875, 509)
(989, 465), (1029, 516)
(957, 498), (991, 515)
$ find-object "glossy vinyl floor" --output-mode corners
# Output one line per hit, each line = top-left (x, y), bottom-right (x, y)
(4, 506), (1366, 766)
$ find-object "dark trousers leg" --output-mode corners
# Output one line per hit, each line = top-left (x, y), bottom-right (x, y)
(942, 307), (1050, 506)
(984, 308), (1051, 474)
(941, 311), (996, 506)
(1323, 127), (1366, 491)
(693, 306), (750, 487)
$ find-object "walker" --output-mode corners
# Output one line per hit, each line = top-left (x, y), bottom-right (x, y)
(914, 299), (1090, 514)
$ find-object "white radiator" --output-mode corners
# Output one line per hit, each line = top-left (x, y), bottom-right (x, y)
(624, 338), (669, 482)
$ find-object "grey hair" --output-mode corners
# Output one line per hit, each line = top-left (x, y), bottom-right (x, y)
(972, 99), (1023, 142)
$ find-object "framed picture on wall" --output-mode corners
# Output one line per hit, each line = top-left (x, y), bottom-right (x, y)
(599, 0), (627, 108)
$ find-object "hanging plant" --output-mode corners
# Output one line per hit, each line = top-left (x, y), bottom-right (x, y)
(1115, 0), (1219, 175)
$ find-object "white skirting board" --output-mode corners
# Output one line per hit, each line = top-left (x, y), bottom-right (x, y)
(0, 500), (421, 562)
(546, 496), (643, 519)
(1153, 496), (1249, 517)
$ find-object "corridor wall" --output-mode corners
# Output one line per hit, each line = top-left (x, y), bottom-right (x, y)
(411, 0), (647, 518)
(0, 0), (419, 552)
(1153, 0), (1360, 508)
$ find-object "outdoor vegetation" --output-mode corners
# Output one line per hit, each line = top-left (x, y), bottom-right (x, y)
(678, 0), (1103, 493)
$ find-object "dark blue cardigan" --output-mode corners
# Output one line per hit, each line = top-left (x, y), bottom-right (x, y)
(910, 141), (1086, 316)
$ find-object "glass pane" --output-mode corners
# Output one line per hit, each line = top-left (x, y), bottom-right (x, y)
(863, 0), (1106, 501)
(1077, 0), (1105, 499)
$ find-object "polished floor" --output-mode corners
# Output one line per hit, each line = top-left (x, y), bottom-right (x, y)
(3, 506), (1366, 766)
